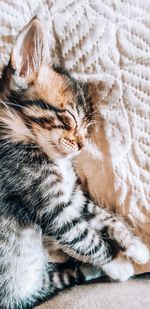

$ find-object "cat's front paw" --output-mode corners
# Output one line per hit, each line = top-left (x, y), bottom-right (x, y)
(102, 255), (134, 282)
(125, 238), (150, 265)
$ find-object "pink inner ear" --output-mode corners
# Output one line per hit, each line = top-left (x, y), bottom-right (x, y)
(20, 32), (35, 77)
(20, 51), (33, 77)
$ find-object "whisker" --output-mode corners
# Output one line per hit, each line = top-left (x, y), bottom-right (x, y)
(6, 101), (24, 109)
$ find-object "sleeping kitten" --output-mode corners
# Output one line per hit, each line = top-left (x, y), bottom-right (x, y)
(0, 18), (149, 309)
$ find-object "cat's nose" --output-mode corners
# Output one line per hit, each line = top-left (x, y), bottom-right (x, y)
(78, 141), (84, 150)
(77, 137), (85, 150)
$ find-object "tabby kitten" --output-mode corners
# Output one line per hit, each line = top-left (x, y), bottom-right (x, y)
(0, 18), (149, 309)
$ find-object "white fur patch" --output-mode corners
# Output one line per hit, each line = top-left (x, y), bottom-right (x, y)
(126, 238), (150, 264)
(9, 228), (48, 302)
(53, 273), (63, 289)
(102, 255), (134, 282)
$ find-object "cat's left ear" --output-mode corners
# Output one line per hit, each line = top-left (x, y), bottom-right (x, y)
(11, 17), (49, 85)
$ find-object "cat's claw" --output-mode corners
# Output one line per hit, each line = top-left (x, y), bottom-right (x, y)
(102, 256), (134, 282)
(126, 238), (150, 265)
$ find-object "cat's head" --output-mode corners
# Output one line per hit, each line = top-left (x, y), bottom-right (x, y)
(0, 18), (93, 159)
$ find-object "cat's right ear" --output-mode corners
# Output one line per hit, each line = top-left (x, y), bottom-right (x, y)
(10, 17), (49, 86)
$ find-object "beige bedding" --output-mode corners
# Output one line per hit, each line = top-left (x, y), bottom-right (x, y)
(0, 0), (150, 275)
(36, 275), (150, 309)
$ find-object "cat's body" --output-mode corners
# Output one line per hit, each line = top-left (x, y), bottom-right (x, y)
(0, 18), (149, 309)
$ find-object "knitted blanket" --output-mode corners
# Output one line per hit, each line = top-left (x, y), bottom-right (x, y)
(0, 0), (150, 273)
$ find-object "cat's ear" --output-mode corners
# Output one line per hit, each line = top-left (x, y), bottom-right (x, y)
(10, 17), (49, 84)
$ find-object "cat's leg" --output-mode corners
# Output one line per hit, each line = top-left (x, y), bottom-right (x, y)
(88, 204), (149, 265)
(0, 223), (49, 309)
(0, 222), (84, 309)
(47, 191), (149, 282)
(84, 203), (150, 281)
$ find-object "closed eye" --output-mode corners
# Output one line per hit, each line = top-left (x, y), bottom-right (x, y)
(65, 109), (77, 128)
(56, 109), (77, 130)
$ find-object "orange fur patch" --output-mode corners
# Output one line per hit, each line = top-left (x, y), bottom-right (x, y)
(27, 66), (75, 110)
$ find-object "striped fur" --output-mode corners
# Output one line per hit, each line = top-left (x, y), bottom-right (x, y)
(0, 18), (149, 309)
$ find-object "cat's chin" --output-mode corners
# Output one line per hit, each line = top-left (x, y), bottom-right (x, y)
(48, 147), (80, 160)
(59, 143), (81, 159)
(59, 148), (80, 160)
(65, 151), (80, 159)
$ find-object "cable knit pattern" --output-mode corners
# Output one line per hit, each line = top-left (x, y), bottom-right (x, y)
(0, 0), (150, 268)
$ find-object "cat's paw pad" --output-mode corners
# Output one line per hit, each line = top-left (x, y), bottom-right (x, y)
(126, 238), (150, 264)
(102, 256), (134, 282)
